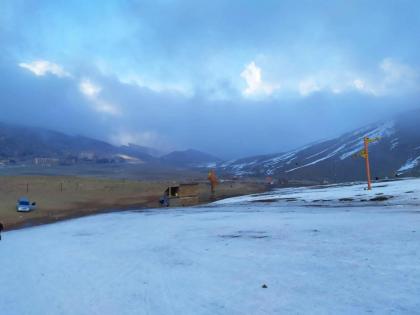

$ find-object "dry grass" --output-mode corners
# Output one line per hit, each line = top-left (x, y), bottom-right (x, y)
(0, 176), (266, 230)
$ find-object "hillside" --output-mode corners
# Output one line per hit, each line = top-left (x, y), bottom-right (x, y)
(219, 109), (420, 182)
(0, 123), (221, 170)
(0, 123), (156, 164)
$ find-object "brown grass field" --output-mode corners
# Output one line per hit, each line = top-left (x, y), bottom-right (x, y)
(0, 176), (267, 230)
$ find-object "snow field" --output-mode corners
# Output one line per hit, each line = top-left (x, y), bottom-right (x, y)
(1, 178), (420, 314)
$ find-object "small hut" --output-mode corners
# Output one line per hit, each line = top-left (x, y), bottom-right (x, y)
(160, 183), (199, 207)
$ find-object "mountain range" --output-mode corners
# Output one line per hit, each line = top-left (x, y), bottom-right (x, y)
(0, 122), (220, 167)
(1, 108), (420, 182)
(218, 109), (420, 182)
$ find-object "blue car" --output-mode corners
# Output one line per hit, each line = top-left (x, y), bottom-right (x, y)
(16, 197), (36, 212)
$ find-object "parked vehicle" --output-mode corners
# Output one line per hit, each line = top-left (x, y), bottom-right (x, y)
(16, 197), (36, 212)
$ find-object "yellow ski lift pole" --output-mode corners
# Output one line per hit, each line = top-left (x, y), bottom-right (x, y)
(363, 136), (380, 190)
(364, 137), (372, 190)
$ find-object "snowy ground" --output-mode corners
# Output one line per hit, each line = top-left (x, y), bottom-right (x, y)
(215, 177), (420, 207)
(1, 178), (420, 314)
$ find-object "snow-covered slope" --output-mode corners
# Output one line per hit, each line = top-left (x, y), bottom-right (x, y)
(219, 109), (420, 181)
(215, 177), (420, 208)
(1, 178), (420, 314)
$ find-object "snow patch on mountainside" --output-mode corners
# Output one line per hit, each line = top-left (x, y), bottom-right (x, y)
(390, 138), (399, 150)
(398, 156), (420, 173)
(284, 121), (395, 173)
(116, 154), (143, 163)
(339, 121), (396, 160)
(366, 120), (395, 138)
(218, 119), (407, 178)
(304, 148), (329, 161)
(263, 151), (297, 166)
(286, 144), (347, 173)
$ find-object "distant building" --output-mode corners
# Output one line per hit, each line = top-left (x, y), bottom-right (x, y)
(0, 159), (17, 165)
(78, 152), (96, 161)
(60, 156), (78, 165)
(33, 157), (59, 166)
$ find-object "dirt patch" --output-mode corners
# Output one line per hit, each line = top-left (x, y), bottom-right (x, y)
(251, 198), (281, 203)
(219, 230), (269, 239)
(251, 197), (298, 203)
(219, 234), (241, 238)
(370, 195), (394, 201)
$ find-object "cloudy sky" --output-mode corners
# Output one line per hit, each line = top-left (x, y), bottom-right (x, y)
(1, 0), (419, 158)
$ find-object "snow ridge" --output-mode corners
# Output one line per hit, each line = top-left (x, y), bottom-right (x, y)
(398, 156), (420, 173)
(286, 144), (347, 173)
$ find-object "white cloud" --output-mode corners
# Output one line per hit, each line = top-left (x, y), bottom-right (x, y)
(19, 60), (70, 77)
(381, 58), (413, 80)
(79, 79), (120, 115)
(353, 79), (364, 90)
(352, 78), (376, 95)
(79, 79), (102, 97)
(267, 57), (419, 98)
(298, 79), (321, 96)
(380, 58), (418, 88)
(241, 61), (278, 96)
(350, 58), (418, 96)
(295, 72), (348, 96)
(92, 99), (120, 116)
(119, 74), (193, 97)
(110, 131), (158, 146)
(109, 131), (173, 152)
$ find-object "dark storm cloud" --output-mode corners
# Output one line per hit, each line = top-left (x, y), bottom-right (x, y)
(1, 0), (420, 158)
(0, 55), (419, 159)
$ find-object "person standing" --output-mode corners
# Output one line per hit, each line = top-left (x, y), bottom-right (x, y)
(208, 169), (218, 196)
(0, 222), (4, 241)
